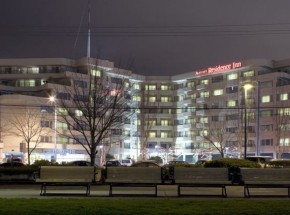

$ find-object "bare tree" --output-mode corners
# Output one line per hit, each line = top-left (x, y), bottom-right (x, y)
(56, 65), (131, 166)
(5, 109), (47, 165)
(200, 111), (237, 158)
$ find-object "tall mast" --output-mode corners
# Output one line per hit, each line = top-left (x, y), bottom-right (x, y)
(87, 0), (91, 58)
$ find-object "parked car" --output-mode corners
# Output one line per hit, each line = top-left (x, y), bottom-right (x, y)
(246, 156), (272, 168)
(105, 160), (122, 167)
(131, 160), (161, 167)
(69, 160), (91, 166)
(120, 159), (134, 167)
(0, 162), (25, 168)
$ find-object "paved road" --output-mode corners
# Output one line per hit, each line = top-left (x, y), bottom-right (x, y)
(0, 184), (289, 199)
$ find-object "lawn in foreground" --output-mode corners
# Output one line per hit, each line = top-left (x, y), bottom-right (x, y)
(0, 198), (289, 215)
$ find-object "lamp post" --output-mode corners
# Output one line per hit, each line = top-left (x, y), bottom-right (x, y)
(49, 96), (57, 162)
(243, 84), (253, 159)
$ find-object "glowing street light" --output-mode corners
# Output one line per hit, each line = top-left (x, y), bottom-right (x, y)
(49, 95), (57, 162)
(243, 83), (253, 159)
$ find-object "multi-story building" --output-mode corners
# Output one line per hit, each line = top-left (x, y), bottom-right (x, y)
(0, 57), (290, 164)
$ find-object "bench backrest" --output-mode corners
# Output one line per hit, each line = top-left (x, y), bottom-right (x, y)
(174, 167), (229, 183)
(240, 168), (290, 181)
(106, 167), (162, 183)
(39, 166), (95, 181)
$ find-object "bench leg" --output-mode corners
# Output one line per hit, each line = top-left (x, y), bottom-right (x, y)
(244, 186), (250, 198)
(86, 184), (91, 196)
(177, 185), (181, 197)
(222, 186), (227, 198)
(40, 183), (47, 196)
(109, 184), (113, 197)
(155, 185), (158, 197)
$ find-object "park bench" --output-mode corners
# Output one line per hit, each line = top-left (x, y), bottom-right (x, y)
(36, 166), (95, 196)
(240, 168), (290, 198)
(105, 167), (163, 197)
(173, 167), (231, 197)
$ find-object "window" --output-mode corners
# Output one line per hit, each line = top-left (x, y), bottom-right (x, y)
(161, 96), (170, 102)
(111, 77), (123, 84)
(226, 127), (237, 133)
(133, 95), (141, 101)
(227, 100), (236, 107)
(18, 79), (35, 87)
(74, 80), (87, 88)
(200, 117), (208, 123)
(57, 92), (71, 100)
(57, 108), (68, 115)
(145, 84), (156, 90)
(226, 86), (238, 93)
(75, 110), (83, 117)
(133, 83), (140, 90)
(57, 122), (68, 130)
(213, 89), (223, 96)
(279, 93), (288, 101)
(148, 96), (156, 102)
(146, 119), (156, 126)
(148, 131), (156, 138)
(161, 119), (170, 126)
(200, 79), (209, 85)
(261, 124), (273, 131)
(226, 114), (239, 120)
(161, 131), (171, 138)
(261, 95), (271, 103)
(58, 136), (68, 144)
(212, 75), (223, 83)
(91, 69), (101, 77)
(279, 108), (290, 116)
(161, 85), (170, 90)
(279, 123), (290, 131)
(111, 129), (122, 135)
(212, 116), (219, 122)
(40, 136), (52, 143)
(40, 121), (52, 128)
(279, 138), (290, 146)
(40, 106), (53, 113)
(187, 81), (195, 88)
(227, 73), (238, 80)
(261, 139), (273, 146)
(243, 70), (254, 77)
(261, 110), (272, 117)
(200, 91), (209, 98)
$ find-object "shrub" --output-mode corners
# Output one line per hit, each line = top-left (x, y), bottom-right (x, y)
(149, 156), (163, 164)
(32, 159), (53, 167)
(268, 159), (290, 168)
(204, 158), (261, 171)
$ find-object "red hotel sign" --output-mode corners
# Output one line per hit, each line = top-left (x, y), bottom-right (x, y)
(196, 62), (242, 76)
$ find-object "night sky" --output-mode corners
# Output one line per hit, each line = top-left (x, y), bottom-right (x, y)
(1, 0), (290, 76)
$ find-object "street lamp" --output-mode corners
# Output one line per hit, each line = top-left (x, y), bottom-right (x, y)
(49, 96), (57, 162)
(243, 84), (253, 159)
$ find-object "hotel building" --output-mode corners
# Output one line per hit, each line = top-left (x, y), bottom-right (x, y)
(0, 57), (290, 164)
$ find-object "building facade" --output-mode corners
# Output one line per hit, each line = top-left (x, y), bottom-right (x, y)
(0, 57), (290, 164)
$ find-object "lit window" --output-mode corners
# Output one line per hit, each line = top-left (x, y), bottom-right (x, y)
(200, 117), (208, 123)
(19, 79), (35, 87)
(161, 85), (169, 90)
(57, 122), (68, 130)
(58, 136), (68, 144)
(148, 96), (156, 102)
(261, 95), (271, 103)
(148, 132), (156, 138)
(57, 108), (68, 115)
(201, 79), (209, 85)
(75, 110), (83, 117)
(227, 73), (238, 80)
(280, 93), (288, 101)
(279, 138), (290, 146)
(227, 100), (236, 107)
(161, 120), (169, 126)
(200, 91), (209, 98)
(145, 85), (156, 90)
(187, 81), (195, 88)
(279, 108), (290, 116)
(133, 96), (141, 102)
(146, 120), (156, 126)
(31, 67), (39, 74)
(243, 70), (254, 77)
(91, 69), (101, 77)
(133, 84), (140, 90)
(161, 132), (170, 138)
(161, 96), (170, 102)
(213, 89), (223, 96)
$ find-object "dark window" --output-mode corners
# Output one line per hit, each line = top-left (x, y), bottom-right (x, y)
(226, 86), (238, 94)
(212, 75), (223, 83)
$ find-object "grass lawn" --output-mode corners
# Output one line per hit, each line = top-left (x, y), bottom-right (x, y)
(0, 198), (290, 215)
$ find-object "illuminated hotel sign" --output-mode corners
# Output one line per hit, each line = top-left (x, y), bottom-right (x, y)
(196, 61), (242, 76)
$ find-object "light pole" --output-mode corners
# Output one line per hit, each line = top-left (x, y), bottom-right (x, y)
(243, 84), (253, 159)
(49, 96), (57, 162)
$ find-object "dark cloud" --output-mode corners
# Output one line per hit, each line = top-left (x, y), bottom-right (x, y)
(1, 0), (290, 75)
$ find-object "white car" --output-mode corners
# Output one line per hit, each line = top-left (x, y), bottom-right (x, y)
(120, 159), (133, 166)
